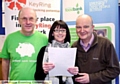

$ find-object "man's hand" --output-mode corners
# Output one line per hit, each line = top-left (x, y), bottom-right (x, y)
(75, 73), (90, 83)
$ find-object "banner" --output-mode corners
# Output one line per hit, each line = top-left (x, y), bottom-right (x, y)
(0, 0), (60, 50)
(4, 0), (60, 36)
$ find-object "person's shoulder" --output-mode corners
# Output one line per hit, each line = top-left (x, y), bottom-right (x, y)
(6, 31), (20, 38)
(41, 46), (47, 50)
(39, 46), (47, 53)
(71, 40), (78, 47)
(98, 36), (111, 42)
(97, 36), (113, 45)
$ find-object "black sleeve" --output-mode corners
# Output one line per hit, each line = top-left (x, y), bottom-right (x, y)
(34, 46), (47, 80)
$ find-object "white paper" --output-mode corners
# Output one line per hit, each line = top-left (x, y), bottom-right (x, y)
(48, 47), (77, 76)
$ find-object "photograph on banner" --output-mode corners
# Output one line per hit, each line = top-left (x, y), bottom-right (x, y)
(94, 29), (107, 37)
(62, 0), (84, 21)
(94, 23), (115, 47)
(68, 23), (115, 46)
(4, 0), (60, 37)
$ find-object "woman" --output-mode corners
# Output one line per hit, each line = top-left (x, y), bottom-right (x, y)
(34, 20), (78, 84)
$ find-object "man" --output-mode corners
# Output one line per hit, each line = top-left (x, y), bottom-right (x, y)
(0, 7), (48, 81)
(72, 14), (120, 84)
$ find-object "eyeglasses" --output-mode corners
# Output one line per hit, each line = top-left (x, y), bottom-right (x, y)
(20, 17), (36, 22)
(54, 29), (66, 33)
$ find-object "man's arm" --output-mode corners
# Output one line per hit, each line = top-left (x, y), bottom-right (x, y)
(89, 43), (120, 84)
(2, 58), (10, 80)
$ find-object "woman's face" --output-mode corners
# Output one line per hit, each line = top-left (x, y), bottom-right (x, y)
(52, 26), (66, 43)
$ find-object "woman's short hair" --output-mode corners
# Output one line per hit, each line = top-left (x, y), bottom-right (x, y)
(48, 20), (71, 43)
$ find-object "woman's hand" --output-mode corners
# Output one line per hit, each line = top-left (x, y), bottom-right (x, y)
(43, 62), (55, 74)
(67, 67), (79, 75)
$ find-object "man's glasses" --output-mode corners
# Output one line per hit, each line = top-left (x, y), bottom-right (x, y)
(54, 29), (66, 33)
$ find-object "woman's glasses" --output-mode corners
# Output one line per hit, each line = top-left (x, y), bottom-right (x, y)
(54, 29), (66, 33)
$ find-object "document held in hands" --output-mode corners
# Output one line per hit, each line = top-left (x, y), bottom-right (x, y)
(48, 47), (77, 76)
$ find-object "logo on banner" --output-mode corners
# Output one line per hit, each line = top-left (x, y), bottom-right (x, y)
(5, 0), (26, 10)
(65, 3), (83, 14)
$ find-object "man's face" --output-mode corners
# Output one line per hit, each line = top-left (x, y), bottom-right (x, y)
(76, 16), (94, 42)
(18, 8), (37, 35)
